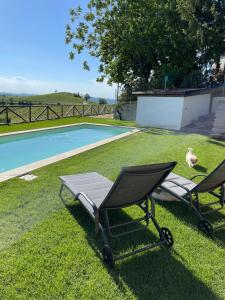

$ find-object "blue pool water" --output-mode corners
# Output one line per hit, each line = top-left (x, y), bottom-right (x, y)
(0, 124), (132, 172)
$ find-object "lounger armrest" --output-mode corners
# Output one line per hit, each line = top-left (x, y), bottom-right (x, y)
(77, 192), (98, 213)
(190, 174), (207, 181)
(163, 179), (192, 195)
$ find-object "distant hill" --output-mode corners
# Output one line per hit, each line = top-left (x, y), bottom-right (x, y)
(0, 92), (86, 105)
(26, 92), (85, 104)
(0, 92), (115, 105)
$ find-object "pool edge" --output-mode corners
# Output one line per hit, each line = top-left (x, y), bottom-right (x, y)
(0, 122), (137, 137)
(0, 126), (140, 182)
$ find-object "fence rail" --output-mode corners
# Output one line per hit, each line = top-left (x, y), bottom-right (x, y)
(0, 104), (115, 125)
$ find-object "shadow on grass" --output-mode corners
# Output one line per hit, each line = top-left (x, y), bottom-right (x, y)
(63, 200), (219, 300)
(193, 164), (208, 173)
(208, 140), (225, 148)
(158, 200), (225, 246)
(140, 128), (186, 136)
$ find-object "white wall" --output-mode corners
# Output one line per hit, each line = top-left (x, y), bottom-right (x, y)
(211, 97), (225, 113)
(181, 94), (211, 127)
(136, 96), (184, 130)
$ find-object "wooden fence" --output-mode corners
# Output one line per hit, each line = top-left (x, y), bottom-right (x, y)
(0, 104), (115, 125)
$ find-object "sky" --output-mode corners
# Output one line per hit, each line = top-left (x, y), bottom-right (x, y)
(0, 0), (116, 98)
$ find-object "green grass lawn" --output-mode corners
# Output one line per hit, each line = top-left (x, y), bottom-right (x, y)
(0, 118), (224, 299)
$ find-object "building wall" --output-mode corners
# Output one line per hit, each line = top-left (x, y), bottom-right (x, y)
(136, 96), (184, 130)
(211, 97), (225, 113)
(181, 94), (211, 127)
(115, 102), (137, 121)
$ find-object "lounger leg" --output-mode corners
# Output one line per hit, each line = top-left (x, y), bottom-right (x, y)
(99, 223), (110, 246)
(59, 184), (64, 198)
(220, 185), (225, 207)
(99, 213), (115, 268)
(151, 197), (155, 218)
(145, 199), (150, 226)
(59, 183), (78, 204)
(149, 212), (162, 233)
(94, 211), (100, 235)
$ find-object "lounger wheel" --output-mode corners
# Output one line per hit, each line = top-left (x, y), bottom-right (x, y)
(160, 227), (174, 247)
(198, 219), (213, 236)
(102, 245), (114, 268)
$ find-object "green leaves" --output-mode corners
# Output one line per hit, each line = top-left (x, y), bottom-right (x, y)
(69, 52), (75, 61)
(83, 61), (90, 71)
(66, 0), (225, 88)
(177, 0), (225, 67)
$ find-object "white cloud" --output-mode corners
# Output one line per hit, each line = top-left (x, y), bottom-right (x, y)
(0, 75), (116, 99)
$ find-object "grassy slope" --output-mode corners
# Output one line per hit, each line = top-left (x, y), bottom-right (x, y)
(0, 119), (224, 299)
(26, 92), (84, 104)
(1, 92), (85, 104)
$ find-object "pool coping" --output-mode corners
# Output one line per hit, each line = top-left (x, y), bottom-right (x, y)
(0, 122), (137, 137)
(0, 123), (139, 182)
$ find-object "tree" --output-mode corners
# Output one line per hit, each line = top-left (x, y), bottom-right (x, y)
(65, 0), (225, 90)
(177, 0), (225, 68)
(84, 93), (91, 102)
(99, 98), (107, 104)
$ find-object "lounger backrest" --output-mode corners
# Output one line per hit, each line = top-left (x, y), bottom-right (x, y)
(102, 162), (176, 209)
(194, 159), (225, 193)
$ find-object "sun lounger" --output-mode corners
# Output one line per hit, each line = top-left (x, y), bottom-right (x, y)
(59, 162), (176, 267)
(160, 160), (225, 235)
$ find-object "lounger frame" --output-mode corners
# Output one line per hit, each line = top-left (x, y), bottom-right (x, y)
(161, 163), (225, 235)
(60, 185), (173, 266)
(59, 162), (176, 267)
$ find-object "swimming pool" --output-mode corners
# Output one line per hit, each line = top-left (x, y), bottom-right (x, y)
(0, 123), (137, 180)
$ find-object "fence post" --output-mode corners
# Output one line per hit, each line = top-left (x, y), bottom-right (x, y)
(29, 106), (32, 122)
(73, 105), (75, 116)
(6, 107), (10, 125)
(61, 105), (63, 118)
(82, 105), (84, 116)
(46, 106), (49, 120)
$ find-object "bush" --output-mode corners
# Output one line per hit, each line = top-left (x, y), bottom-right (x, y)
(99, 98), (107, 104)
(84, 93), (91, 102)
(73, 92), (82, 98)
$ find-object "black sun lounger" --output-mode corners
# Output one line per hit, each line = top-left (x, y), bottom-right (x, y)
(59, 161), (176, 267)
(160, 159), (225, 236)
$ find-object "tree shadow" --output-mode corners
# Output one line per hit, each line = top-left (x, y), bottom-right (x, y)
(158, 200), (225, 246)
(109, 251), (218, 300)
(193, 164), (208, 173)
(62, 200), (219, 300)
(140, 128), (186, 136)
(208, 140), (225, 148)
